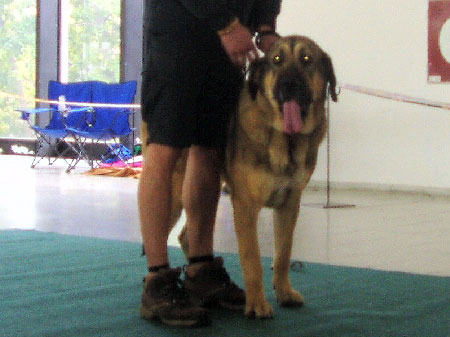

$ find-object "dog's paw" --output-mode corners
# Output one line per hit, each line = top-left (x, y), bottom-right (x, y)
(276, 288), (305, 307)
(245, 299), (274, 319)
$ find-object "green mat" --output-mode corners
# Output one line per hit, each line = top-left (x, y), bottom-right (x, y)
(1, 230), (448, 337)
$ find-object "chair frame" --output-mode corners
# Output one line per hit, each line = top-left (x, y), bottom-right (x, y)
(18, 80), (136, 172)
(67, 81), (137, 168)
(18, 107), (91, 171)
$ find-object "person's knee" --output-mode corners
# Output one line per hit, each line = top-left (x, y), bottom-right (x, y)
(183, 153), (221, 211)
(189, 146), (222, 173)
(143, 143), (183, 177)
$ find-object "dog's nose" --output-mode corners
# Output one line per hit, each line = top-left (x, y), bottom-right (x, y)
(277, 76), (311, 104)
(279, 78), (301, 95)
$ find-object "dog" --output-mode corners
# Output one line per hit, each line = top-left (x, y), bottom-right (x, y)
(141, 35), (337, 319)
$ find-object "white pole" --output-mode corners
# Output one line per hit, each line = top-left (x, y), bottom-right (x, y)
(59, 0), (70, 83)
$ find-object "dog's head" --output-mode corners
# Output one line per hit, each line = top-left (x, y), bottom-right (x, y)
(248, 36), (337, 135)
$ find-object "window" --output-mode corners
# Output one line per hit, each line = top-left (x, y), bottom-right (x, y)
(0, 0), (121, 142)
(0, 0), (36, 138)
(60, 0), (121, 83)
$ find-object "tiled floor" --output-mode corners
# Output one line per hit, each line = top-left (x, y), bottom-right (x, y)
(1, 155), (449, 277)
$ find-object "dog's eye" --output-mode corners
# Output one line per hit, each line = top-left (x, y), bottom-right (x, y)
(301, 54), (312, 65)
(273, 54), (283, 65)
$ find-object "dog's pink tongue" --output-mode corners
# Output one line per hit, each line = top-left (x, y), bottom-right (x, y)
(283, 101), (303, 134)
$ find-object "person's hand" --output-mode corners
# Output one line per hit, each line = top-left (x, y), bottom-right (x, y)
(219, 21), (258, 69)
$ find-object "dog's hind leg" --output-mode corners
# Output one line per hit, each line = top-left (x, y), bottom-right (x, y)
(273, 189), (305, 307)
(170, 167), (189, 260)
(177, 225), (189, 260)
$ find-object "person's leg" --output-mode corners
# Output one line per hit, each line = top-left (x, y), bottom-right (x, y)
(139, 12), (215, 326)
(181, 53), (241, 260)
(181, 145), (245, 310)
(138, 143), (181, 274)
(178, 49), (246, 309)
(182, 145), (221, 266)
(139, 143), (211, 327)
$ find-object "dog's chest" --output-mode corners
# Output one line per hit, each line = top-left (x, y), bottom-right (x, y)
(232, 125), (315, 208)
(266, 133), (307, 175)
(264, 137), (309, 208)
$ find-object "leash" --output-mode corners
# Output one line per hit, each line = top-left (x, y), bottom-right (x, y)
(338, 83), (450, 111)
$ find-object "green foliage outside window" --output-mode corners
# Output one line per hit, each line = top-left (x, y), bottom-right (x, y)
(68, 0), (120, 82)
(0, 0), (36, 138)
(0, 0), (121, 138)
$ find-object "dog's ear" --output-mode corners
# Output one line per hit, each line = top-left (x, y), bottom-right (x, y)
(247, 58), (266, 100)
(321, 52), (338, 102)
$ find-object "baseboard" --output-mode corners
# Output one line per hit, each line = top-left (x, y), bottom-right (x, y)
(307, 180), (450, 197)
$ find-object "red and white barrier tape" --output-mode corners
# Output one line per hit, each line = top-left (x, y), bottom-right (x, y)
(1, 85), (450, 111)
(0, 90), (140, 109)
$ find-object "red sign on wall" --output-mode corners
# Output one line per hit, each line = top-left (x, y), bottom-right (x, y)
(428, 0), (450, 83)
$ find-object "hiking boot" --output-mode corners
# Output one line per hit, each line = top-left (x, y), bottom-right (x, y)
(140, 267), (211, 327)
(184, 257), (246, 310)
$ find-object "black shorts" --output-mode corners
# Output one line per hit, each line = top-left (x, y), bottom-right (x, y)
(141, 31), (243, 149)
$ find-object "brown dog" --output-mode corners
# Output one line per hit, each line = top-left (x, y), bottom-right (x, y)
(141, 36), (337, 319)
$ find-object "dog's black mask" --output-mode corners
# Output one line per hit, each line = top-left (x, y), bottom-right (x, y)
(247, 44), (338, 104)
(275, 72), (313, 120)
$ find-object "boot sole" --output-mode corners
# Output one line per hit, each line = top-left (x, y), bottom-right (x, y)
(140, 305), (211, 328)
(190, 292), (245, 311)
(218, 301), (245, 311)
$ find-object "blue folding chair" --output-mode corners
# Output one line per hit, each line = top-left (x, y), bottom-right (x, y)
(67, 81), (137, 167)
(18, 81), (93, 170)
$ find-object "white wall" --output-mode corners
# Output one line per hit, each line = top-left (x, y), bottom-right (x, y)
(277, 0), (450, 192)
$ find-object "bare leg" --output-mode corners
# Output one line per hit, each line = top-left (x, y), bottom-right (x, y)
(182, 146), (221, 273)
(138, 143), (182, 270)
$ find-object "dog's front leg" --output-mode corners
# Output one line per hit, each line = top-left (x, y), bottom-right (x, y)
(273, 190), (305, 307)
(232, 198), (273, 319)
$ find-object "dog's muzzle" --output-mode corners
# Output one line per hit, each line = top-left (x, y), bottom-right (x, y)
(276, 75), (312, 134)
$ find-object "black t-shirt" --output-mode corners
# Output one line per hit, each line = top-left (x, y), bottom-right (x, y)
(143, 0), (282, 48)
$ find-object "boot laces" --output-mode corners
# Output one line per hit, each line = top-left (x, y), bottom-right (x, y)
(161, 278), (190, 305)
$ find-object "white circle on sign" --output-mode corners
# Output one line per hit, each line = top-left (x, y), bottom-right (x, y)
(439, 18), (450, 63)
